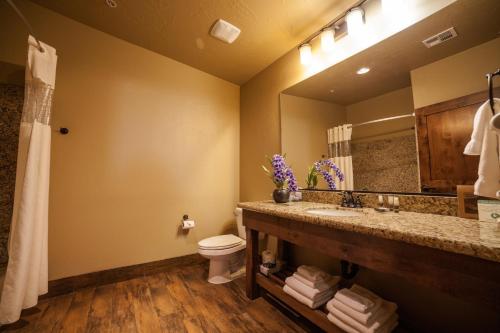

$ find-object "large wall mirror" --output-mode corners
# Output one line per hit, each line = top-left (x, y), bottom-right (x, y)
(280, 1), (500, 195)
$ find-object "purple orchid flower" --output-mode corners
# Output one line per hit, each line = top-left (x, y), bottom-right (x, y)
(314, 159), (344, 190)
(262, 154), (298, 192)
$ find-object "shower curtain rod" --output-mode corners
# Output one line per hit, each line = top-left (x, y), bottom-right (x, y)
(348, 113), (415, 128)
(5, 0), (44, 52)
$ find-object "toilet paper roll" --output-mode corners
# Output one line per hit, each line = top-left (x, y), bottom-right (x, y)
(182, 219), (195, 229)
(262, 250), (276, 264)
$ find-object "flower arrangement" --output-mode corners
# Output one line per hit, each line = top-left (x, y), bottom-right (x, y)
(306, 166), (318, 189)
(262, 154), (298, 192)
(313, 159), (344, 190)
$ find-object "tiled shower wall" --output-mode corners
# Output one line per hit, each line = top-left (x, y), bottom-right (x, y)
(0, 84), (23, 265)
(351, 134), (420, 193)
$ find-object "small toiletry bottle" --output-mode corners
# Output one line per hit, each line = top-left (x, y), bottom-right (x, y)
(394, 197), (399, 213)
(388, 196), (394, 210)
(378, 195), (384, 208)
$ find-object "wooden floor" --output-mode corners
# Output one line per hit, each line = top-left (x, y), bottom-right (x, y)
(1, 263), (305, 333)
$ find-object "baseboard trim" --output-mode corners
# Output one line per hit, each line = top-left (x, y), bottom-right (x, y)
(44, 253), (206, 298)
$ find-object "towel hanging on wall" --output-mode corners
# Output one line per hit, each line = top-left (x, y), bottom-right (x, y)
(464, 98), (500, 199)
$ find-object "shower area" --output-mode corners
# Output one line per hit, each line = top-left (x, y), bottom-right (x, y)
(0, 62), (24, 271)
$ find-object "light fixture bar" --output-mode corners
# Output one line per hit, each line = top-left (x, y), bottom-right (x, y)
(297, 0), (369, 48)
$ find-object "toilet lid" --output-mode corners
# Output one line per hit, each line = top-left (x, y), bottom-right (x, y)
(198, 234), (243, 250)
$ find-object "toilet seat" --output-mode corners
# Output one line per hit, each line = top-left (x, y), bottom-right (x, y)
(198, 241), (246, 257)
(198, 234), (243, 250)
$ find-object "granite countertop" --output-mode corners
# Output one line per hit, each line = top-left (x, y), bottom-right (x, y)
(238, 201), (500, 263)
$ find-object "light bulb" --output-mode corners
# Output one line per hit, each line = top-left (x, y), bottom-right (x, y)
(320, 27), (335, 52)
(299, 44), (312, 65)
(382, 0), (409, 17)
(346, 7), (365, 38)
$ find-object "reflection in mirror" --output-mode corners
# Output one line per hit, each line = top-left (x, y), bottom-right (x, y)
(280, 1), (500, 195)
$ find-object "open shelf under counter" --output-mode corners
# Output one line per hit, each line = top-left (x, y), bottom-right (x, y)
(257, 272), (410, 333)
(256, 272), (341, 333)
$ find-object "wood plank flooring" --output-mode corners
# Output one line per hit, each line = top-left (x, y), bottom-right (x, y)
(1, 263), (306, 333)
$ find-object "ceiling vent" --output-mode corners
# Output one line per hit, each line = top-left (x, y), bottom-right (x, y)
(422, 27), (458, 48)
(210, 19), (241, 44)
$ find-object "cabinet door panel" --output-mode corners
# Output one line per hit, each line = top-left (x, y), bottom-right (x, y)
(426, 104), (478, 181)
(415, 88), (499, 193)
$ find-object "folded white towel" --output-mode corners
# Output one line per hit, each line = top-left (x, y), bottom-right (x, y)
(285, 276), (338, 301)
(283, 284), (334, 309)
(350, 284), (380, 302)
(293, 272), (339, 290)
(327, 298), (382, 326)
(335, 288), (375, 313)
(329, 300), (397, 333)
(327, 312), (398, 333)
(297, 265), (330, 282)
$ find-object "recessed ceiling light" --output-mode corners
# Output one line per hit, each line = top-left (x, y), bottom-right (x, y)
(105, 0), (118, 8)
(356, 67), (370, 75)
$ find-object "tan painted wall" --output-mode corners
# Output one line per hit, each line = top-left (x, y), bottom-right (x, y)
(411, 37), (500, 108)
(0, 1), (239, 279)
(280, 94), (346, 188)
(346, 86), (415, 141)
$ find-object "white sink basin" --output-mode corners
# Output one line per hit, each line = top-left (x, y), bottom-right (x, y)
(306, 208), (363, 217)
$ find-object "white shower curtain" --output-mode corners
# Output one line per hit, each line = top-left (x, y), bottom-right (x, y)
(328, 125), (354, 190)
(0, 36), (57, 324)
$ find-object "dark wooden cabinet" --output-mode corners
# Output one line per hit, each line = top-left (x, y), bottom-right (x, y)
(415, 88), (499, 193)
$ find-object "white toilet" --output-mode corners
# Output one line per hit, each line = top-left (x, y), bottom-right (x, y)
(198, 208), (247, 284)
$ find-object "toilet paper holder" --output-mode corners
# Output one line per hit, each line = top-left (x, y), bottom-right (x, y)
(181, 214), (195, 229)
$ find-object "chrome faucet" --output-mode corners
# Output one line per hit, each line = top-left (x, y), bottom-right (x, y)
(341, 191), (363, 208)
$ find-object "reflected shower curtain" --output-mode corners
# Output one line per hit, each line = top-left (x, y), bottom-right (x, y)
(328, 125), (354, 190)
(0, 36), (57, 324)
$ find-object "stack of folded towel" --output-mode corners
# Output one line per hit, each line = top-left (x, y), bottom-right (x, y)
(327, 284), (398, 333)
(283, 265), (340, 309)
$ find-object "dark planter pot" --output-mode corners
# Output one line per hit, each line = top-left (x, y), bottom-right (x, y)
(273, 189), (290, 203)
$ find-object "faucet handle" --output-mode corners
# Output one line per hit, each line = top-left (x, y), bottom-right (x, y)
(354, 195), (363, 208)
(341, 191), (349, 207)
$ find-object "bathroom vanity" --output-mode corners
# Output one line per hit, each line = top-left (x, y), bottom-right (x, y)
(239, 201), (500, 332)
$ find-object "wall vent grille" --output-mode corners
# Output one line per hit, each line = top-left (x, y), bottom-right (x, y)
(422, 27), (458, 48)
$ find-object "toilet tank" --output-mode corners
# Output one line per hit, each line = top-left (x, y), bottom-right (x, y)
(235, 208), (245, 239)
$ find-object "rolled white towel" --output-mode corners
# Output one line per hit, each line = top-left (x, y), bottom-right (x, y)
(285, 276), (339, 301)
(328, 300), (398, 333)
(327, 312), (398, 333)
(283, 284), (334, 309)
(327, 298), (382, 326)
(297, 265), (330, 282)
(293, 272), (339, 290)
